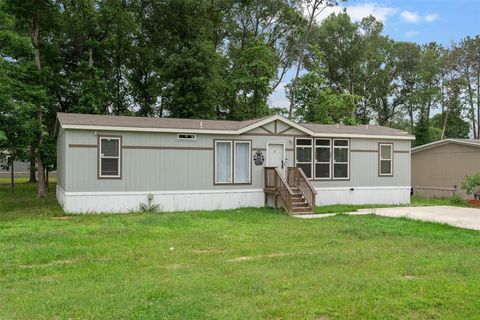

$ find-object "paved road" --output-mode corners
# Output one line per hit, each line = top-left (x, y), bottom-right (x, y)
(352, 206), (480, 231)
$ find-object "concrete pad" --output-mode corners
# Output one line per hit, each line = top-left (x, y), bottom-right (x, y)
(294, 213), (337, 219)
(350, 206), (480, 231)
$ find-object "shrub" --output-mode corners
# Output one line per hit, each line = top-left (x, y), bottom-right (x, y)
(461, 173), (480, 195)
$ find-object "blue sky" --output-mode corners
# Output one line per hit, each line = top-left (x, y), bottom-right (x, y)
(269, 0), (480, 109)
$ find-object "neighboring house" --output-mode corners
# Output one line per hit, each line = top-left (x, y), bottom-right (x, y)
(412, 139), (480, 198)
(55, 113), (414, 213)
(0, 156), (30, 178)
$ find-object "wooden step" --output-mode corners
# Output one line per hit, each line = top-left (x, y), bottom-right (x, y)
(290, 206), (313, 214)
(291, 201), (309, 208)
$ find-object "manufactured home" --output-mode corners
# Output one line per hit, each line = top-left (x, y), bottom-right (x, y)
(412, 139), (480, 198)
(55, 113), (414, 213)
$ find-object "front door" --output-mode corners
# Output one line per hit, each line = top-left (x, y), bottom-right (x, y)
(267, 143), (285, 177)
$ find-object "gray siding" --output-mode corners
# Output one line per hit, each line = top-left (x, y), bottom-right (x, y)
(60, 128), (411, 192)
(310, 139), (411, 188)
(56, 129), (67, 189)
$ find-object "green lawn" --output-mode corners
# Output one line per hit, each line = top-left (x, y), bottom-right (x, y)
(1, 183), (480, 319)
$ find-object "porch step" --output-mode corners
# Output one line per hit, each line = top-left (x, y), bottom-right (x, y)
(290, 206), (314, 214)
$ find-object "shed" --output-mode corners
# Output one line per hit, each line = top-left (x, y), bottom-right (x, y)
(412, 139), (480, 198)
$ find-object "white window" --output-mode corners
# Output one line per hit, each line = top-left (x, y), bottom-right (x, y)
(99, 137), (121, 178)
(215, 140), (251, 184)
(178, 134), (196, 140)
(379, 143), (393, 176)
(315, 139), (331, 179)
(215, 141), (232, 184)
(295, 138), (313, 178)
(333, 139), (349, 179)
(234, 141), (251, 183)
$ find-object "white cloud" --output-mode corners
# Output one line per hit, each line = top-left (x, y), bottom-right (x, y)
(425, 14), (439, 22)
(346, 3), (398, 23)
(400, 10), (420, 23)
(311, 2), (397, 24)
(405, 30), (419, 37)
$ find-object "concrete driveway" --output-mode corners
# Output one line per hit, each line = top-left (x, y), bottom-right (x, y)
(352, 206), (480, 231)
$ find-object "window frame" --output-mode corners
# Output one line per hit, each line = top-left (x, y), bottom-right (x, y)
(294, 138), (313, 178)
(332, 138), (350, 180)
(378, 142), (394, 177)
(214, 139), (252, 185)
(314, 138), (332, 180)
(233, 140), (252, 184)
(98, 136), (122, 179)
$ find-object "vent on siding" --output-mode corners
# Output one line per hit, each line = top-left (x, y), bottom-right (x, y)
(177, 134), (196, 140)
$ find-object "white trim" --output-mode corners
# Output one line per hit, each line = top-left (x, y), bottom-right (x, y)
(332, 139), (349, 180)
(214, 140), (233, 184)
(59, 114), (415, 140)
(98, 137), (121, 178)
(266, 142), (286, 176)
(379, 143), (393, 176)
(233, 140), (252, 184)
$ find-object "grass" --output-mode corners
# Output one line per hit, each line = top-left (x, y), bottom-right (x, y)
(2, 183), (480, 319)
(315, 195), (469, 214)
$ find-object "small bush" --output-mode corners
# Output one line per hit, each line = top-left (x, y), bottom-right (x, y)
(462, 173), (480, 195)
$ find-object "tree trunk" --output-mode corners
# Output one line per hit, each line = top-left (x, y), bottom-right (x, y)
(466, 81), (477, 139)
(10, 157), (14, 194)
(441, 110), (449, 140)
(287, 0), (322, 119)
(30, 7), (47, 198)
(28, 144), (37, 183)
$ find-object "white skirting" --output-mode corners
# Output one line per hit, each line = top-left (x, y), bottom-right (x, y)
(56, 185), (264, 213)
(315, 186), (411, 206)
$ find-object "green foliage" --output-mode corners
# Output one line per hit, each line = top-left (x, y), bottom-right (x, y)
(288, 70), (357, 124)
(462, 173), (480, 195)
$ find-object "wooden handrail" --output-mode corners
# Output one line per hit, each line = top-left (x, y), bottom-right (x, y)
(287, 167), (317, 208)
(296, 167), (317, 195)
(264, 167), (294, 213)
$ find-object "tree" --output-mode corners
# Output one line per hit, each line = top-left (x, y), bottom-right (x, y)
(227, 40), (277, 120)
(287, 0), (343, 119)
(412, 43), (444, 146)
(5, 0), (62, 197)
(287, 64), (356, 123)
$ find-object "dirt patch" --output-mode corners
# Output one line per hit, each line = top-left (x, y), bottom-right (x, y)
(163, 264), (190, 269)
(18, 259), (76, 269)
(51, 216), (73, 220)
(192, 248), (225, 254)
(227, 252), (296, 262)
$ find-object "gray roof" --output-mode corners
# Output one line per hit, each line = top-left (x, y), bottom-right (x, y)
(302, 123), (412, 137)
(57, 112), (271, 131)
(412, 138), (480, 153)
(56, 112), (413, 138)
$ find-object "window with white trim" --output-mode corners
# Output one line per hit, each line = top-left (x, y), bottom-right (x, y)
(234, 141), (251, 183)
(333, 139), (349, 179)
(315, 139), (331, 179)
(295, 138), (313, 178)
(379, 143), (393, 176)
(99, 137), (121, 178)
(215, 140), (251, 184)
(215, 141), (232, 183)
